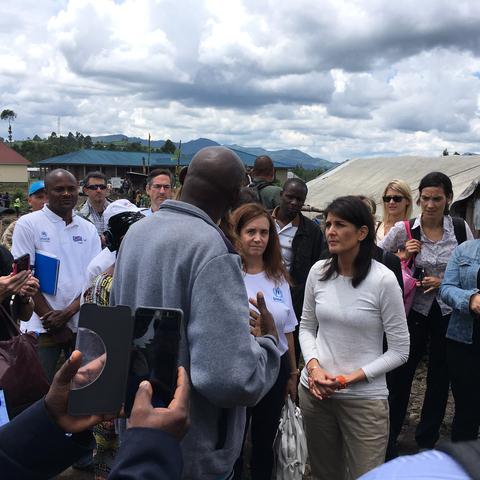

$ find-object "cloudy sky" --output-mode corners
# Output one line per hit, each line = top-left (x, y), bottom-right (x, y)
(1, 0), (480, 163)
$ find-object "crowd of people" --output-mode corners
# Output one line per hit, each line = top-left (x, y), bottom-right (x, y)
(0, 147), (479, 480)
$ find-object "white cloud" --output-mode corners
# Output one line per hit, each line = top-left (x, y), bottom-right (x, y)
(1, 0), (480, 162)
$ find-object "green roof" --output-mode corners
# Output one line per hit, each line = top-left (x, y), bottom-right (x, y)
(36, 148), (293, 168)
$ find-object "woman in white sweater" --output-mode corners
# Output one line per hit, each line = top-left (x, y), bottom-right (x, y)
(299, 196), (409, 480)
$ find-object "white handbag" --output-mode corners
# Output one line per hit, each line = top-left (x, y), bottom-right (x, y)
(273, 395), (308, 480)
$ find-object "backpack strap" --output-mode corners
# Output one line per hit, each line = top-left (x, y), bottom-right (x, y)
(409, 218), (421, 241)
(451, 217), (467, 245)
(248, 180), (274, 191)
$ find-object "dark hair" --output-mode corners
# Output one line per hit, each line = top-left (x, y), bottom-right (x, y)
(321, 196), (375, 288)
(104, 211), (145, 252)
(147, 169), (174, 188)
(84, 171), (107, 186)
(283, 178), (308, 197)
(234, 186), (260, 210)
(416, 171), (453, 215)
(233, 203), (290, 287)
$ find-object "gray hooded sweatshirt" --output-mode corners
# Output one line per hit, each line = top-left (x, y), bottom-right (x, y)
(110, 200), (280, 479)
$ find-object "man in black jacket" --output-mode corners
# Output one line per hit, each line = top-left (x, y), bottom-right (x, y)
(272, 178), (324, 364)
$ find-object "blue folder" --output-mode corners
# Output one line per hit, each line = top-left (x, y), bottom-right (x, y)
(34, 251), (60, 296)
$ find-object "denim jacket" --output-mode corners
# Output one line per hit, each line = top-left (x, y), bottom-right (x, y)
(439, 239), (480, 344)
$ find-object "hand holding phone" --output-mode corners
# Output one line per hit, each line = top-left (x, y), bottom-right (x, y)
(12, 254), (30, 275)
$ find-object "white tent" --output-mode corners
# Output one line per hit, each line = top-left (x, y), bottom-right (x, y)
(306, 155), (480, 221)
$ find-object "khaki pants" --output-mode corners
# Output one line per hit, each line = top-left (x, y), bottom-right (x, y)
(299, 384), (389, 480)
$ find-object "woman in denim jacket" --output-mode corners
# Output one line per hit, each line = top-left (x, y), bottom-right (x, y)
(440, 239), (480, 442)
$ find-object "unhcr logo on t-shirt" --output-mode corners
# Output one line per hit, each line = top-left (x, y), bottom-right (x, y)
(273, 287), (285, 303)
(40, 231), (50, 242)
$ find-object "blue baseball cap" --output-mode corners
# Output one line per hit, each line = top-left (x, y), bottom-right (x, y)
(29, 181), (45, 196)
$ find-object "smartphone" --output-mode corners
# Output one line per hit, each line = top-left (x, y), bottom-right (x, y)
(12, 254), (30, 275)
(123, 307), (183, 415)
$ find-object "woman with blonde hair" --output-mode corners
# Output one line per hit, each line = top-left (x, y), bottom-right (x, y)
(376, 180), (413, 243)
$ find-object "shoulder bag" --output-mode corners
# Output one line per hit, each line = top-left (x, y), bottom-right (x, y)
(0, 304), (50, 418)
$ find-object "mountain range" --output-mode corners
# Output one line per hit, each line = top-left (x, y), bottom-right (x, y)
(90, 135), (337, 170)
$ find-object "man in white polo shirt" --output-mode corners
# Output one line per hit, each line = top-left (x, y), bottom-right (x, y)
(12, 169), (101, 382)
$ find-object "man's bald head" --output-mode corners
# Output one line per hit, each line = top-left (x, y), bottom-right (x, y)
(252, 155), (274, 179)
(44, 168), (78, 220)
(45, 168), (77, 188)
(182, 147), (245, 222)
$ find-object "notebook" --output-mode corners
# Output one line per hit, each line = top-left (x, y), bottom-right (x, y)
(34, 251), (60, 296)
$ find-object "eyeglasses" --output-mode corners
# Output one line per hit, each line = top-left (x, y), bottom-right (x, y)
(86, 184), (107, 190)
(383, 195), (407, 203)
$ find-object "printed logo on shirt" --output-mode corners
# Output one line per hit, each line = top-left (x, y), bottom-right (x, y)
(73, 236), (83, 244)
(40, 231), (50, 243)
(273, 287), (285, 303)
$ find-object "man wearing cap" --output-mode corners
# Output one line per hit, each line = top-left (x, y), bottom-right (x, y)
(12, 169), (101, 382)
(1, 181), (47, 251)
(143, 169), (174, 216)
(76, 172), (112, 245)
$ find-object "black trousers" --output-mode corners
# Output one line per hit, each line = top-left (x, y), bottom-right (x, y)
(448, 322), (480, 442)
(233, 355), (288, 480)
(387, 300), (450, 452)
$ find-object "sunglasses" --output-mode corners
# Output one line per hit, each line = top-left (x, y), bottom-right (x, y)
(383, 195), (407, 203)
(86, 184), (107, 190)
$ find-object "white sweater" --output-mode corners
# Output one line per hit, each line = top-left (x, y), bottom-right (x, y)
(299, 259), (409, 399)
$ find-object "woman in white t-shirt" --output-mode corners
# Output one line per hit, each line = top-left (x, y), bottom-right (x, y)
(299, 196), (409, 480)
(232, 202), (298, 480)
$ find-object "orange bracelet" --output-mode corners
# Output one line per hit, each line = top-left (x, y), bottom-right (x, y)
(337, 375), (346, 390)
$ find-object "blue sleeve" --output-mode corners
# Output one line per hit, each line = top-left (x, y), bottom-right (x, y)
(109, 428), (183, 480)
(0, 399), (94, 480)
(439, 244), (477, 317)
(358, 450), (470, 479)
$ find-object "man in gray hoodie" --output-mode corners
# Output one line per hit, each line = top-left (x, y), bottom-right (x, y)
(111, 146), (280, 480)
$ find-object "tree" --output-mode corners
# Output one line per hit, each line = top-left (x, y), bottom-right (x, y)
(443, 149), (449, 156)
(291, 164), (324, 182)
(93, 141), (104, 150)
(1, 109), (17, 145)
(33, 134), (42, 142)
(454, 151), (460, 155)
(160, 139), (176, 154)
(84, 135), (93, 149)
(107, 143), (118, 151)
(124, 141), (144, 152)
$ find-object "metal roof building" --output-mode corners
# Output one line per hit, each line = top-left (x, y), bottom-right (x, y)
(36, 147), (292, 183)
(306, 155), (480, 236)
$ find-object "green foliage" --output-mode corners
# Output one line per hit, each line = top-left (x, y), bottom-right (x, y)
(291, 164), (324, 182)
(160, 139), (176, 154)
(443, 149), (449, 156)
(33, 135), (42, 141)
(124, 141), (145, 152)
(13, 189), (25, 201)
(1, 109), (17, 145)
(93, 141), (104, 150)
(84, 135), (93, 149)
